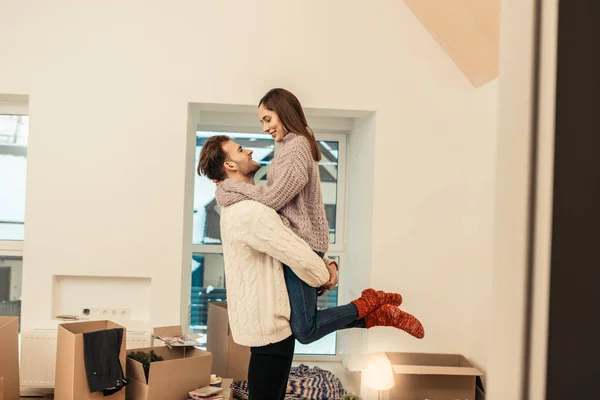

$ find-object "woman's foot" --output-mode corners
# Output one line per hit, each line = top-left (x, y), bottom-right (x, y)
(365, 304), (425, 339)
(352, 289), (404, 319)
(377, 290), (403, 307)
(352, 289), (380, 319)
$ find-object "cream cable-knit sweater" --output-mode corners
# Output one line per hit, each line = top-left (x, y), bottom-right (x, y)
(216, 133), (330, 253)
(220, 199), (330, 347)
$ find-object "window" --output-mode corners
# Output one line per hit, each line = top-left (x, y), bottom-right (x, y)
(190, 131), (347, 355)
(0, 115), (28, 241)
(0, 105), (28, 331)
(0, 256), (22, 331)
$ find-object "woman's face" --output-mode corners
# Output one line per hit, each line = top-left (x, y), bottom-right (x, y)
(259, 103), (287, 142)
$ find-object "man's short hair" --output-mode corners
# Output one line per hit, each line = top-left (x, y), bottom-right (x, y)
(197, 135), (231, 181)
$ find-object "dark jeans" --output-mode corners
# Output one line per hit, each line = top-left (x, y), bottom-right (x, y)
(283, 251), (366, 345)
(248, 334), (295, 400)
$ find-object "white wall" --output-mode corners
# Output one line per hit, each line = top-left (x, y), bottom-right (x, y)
(462, 80), (499, 384)
(338, 114), (376, 369)
(345, 115), (377, 300)
(0, 0), (497, 374)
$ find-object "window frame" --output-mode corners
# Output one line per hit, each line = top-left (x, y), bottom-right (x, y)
(190, 131), (348, 357)
(313, 132), (347, 253)
(0, 101), (28, 257)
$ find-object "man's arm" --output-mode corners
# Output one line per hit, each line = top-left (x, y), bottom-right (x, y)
(243, 203), (329, 288)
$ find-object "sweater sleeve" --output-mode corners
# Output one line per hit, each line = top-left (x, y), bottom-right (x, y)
(243, 203), (330, 288)
(217, 137), (312, 210)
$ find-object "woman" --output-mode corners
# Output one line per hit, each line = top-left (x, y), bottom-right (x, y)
(216, 88), (424, 344)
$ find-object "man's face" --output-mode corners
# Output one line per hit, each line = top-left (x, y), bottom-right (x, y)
(222, 140), (261, 177)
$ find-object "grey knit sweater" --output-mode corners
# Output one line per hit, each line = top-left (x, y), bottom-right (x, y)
(216, 133), (330, 253)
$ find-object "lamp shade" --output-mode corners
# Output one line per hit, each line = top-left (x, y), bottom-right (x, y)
(363, 353), (395, 391)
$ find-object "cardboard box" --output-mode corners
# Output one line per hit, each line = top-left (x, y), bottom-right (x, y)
(206, 303), (250, 382)
(385, 352), (484, 400)
(0, 376), (4, 400)
(55, 320), (126, 400)
(126, 326), (212, 400)
(220, 378), (233, 400)
(0, 317), (19, 400)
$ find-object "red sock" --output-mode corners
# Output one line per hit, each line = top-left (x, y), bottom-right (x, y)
(377, 290), (403, 307)
(351, 289), (380, 319)
(365, 304), (425, 339)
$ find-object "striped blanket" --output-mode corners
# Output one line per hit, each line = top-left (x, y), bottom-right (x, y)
(233, 364), (347, 400)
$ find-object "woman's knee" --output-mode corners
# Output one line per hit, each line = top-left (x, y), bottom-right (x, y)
(291, 323), (316, 345)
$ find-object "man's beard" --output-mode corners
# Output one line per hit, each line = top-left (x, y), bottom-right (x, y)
(242, 162), (260, 179)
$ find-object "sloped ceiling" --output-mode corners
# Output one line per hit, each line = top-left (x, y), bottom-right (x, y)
(403, 0), (501, 87)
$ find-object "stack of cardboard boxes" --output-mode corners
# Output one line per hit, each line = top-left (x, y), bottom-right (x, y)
(53, 319), (236, 400)
(0, 303), (248, 400)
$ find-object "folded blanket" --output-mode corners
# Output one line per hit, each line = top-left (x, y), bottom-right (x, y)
(233, 364), (346, 400)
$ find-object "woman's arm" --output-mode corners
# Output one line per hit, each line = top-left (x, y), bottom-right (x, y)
(217, 136), (313, 210)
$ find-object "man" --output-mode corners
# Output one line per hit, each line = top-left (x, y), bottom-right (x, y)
(197, 135), (334, 400)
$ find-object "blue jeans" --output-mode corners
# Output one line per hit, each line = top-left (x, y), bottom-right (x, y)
(283, 251), (367, 345)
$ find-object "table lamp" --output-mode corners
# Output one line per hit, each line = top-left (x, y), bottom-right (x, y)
(363, 353), (395, 399)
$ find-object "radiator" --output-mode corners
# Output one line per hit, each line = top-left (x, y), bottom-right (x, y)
(20, 330), (58, 388)
(20, 329), (152, 388)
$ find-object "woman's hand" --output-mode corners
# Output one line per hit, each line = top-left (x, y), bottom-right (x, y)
(324, 261), (339, 289)
(317, 261), (338, 296)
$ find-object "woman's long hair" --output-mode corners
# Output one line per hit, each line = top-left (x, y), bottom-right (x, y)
(259, 88), (321, 162)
